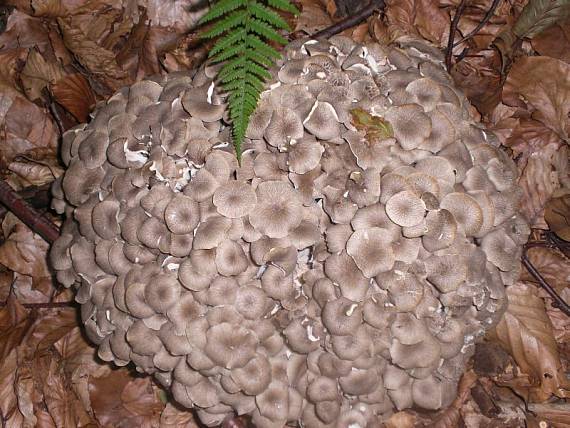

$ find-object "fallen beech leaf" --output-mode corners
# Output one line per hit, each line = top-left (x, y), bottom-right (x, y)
(295, 0), (334, 33)
(0, 350), (25, 427)
(42, 357), (83, 427)
(22, 308), (77, 357)
(51, 73), (96, 122)
(414, 0), (449, 46)
(545, 195), (570, 241)
(30, 0), (68, 17)
(384, 411), (417, 428)
(129, 0), (207, 33)
(452, 48), (503, 115)
(518, 141), (565, 225)
(8, 159), (63, 187)
(511, 0), (570, 40)
(522, 247), (570, 293)
(15, 363), (37, 427)
(505, 118), (561, 161)
(20, 48), (65, 101)
(121, 377), (164, 424)
(57, 17), (128, 92)
(503, 56), (570, 140)
(89, 368), (137, 427)
(384, 0), (420, 41)
(0, 216), (51, 281)
(0, 9), (51, 51)
(159, 403), (199, 427)
(1, 96), (59, 165)
(531, 17), (570, 63)
(489, 282), (570, 401)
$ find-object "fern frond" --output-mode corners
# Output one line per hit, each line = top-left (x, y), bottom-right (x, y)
(267, 0), (299, 14)
(249, 2), (290, 29)
(199, 0), (243, 24)
(199, 0), (299, 160)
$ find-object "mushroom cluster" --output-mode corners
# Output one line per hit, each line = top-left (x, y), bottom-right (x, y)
(50, 36), (529, 427)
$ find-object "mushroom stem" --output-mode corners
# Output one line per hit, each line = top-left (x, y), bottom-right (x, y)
(311, 0), (386, 39)
(0, 180), (60, 244)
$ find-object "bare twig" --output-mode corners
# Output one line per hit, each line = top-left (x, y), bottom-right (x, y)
(453, 0), (502, 47)
(522, 250), (570, 317)
(311, 0), (386, 39)
(0, 301), (76, 309)
(446, 0), (470, 71)
(0, 180), (60, 244)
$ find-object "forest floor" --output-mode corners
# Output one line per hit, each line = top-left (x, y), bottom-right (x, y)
(0, 0), (569, 426)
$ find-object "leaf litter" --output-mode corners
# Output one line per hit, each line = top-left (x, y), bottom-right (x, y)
(0, 0), (569, 426)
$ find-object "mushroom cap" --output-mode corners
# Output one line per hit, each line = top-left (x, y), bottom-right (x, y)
(346, 228), (395, 277)
(249, 181), (303, 238)
(213, 181), (257, 218)
(384, 104), (431, 150)
(164, 195), (200, 234)
(385, 190), (426, 227)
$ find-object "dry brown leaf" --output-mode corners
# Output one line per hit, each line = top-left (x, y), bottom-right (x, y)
(383, 411), (417, 428)
(384, 0), (420, 41)
(0, 349), (25, 426)
(159, 403), (198, 428)
(51, 73), (96, 122)
(0, 215), (51, 282)
(414, 0), (449, 46)
(57, 17), (129, 92)
(531, 17), (570, 64)
(42, 357), (90, 427)
(522, 247), (570, 293)
(452, 48), (503, 115)
(505, 118), (562, 161)
(489, 282), (570, 401)
(0, 9), (52, 51)
(295, 0), (334, 33)
(20, 49), (66, 101)
(518, 141), (565, 225)
(16, 363), (37, 427)
(89, 368), (140, 427)
(503, 56), (570, 140)
(1, 95), (59, 165)
(545, 195), (570, 241)
(121, 377), (164, 425)
(22, 309), (77, 358)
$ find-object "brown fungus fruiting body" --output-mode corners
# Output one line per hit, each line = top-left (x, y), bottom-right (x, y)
(51, 36), (528, 427)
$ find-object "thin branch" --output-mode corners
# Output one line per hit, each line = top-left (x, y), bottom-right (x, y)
(446, 0), (470, 71)
(0, 180), (60, 244)
(521, 251), (570, 317)
(311, 0), (386, 39)
(453, 0), (502, 47)
(0, 301), (76, 309)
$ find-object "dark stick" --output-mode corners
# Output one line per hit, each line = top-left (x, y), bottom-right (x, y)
(453, 0), (502, 47)
(0, 180), (60, 244)
(522, 251), (570, 317)
(0, 301), (76, 309)
(311, 0), (386, 39)
(445, 0), (470, 71)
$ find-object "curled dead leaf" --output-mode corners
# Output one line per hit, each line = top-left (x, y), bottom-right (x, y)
(545, 195), (570, 241)
(503, 56), (570, 140)
(522, 247), (570, 293)
(51, 73), (96, 122)
(488, 282), (570, 401)
(518, 142), (566, 226)
(57, 17), (128, 92)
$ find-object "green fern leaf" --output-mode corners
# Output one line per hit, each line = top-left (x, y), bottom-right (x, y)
(249, 2), (290, 29)
(199, 0), (299, 160)
(200, 0), (243, 24)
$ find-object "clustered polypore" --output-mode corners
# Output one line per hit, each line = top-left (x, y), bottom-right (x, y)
(50, 36), (529, 427)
